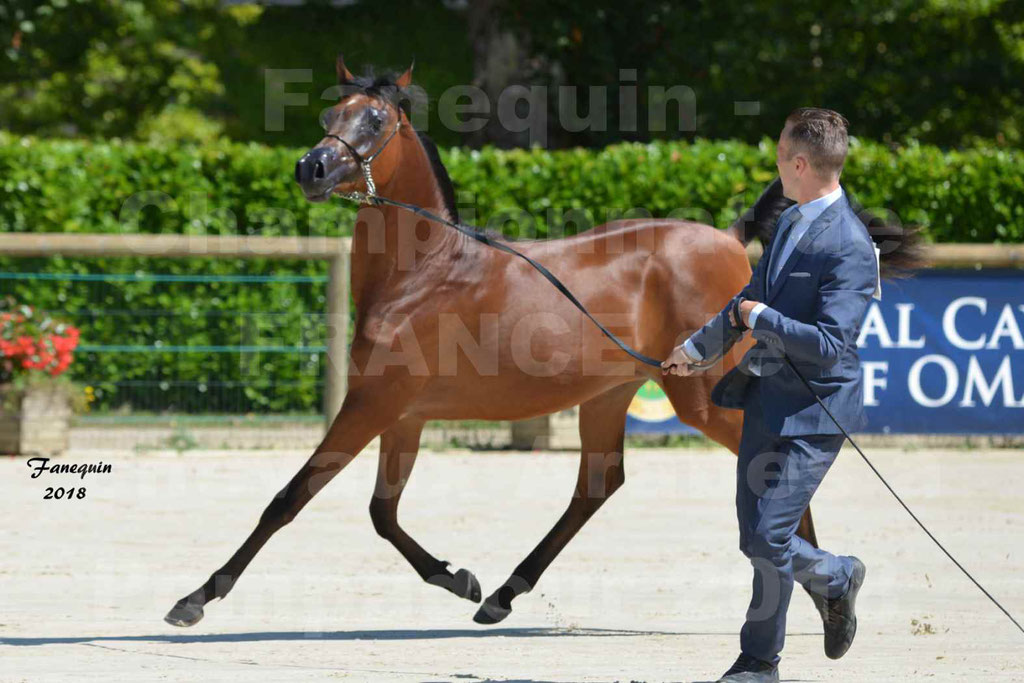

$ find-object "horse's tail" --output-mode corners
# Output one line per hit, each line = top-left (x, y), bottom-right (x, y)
(845, 188), (927, 278)
(727, 176), (926, 279)
(726, 177), (793, 248)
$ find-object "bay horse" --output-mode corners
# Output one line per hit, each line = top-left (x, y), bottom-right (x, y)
(165, 58), (919, 627)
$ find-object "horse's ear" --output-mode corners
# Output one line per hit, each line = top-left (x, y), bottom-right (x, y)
(395, 58), (414, 88)
(336, 53), (355, 84)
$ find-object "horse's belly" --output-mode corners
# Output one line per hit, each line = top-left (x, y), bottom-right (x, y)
(407, 373), (632, 421)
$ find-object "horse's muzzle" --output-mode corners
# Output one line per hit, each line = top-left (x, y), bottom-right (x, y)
(295, 146), (353, 201)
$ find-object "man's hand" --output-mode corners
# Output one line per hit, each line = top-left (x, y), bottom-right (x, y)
(661, 344), (700, 377)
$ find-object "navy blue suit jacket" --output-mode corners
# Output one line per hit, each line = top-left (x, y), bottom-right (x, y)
(688, 192), (878, 436)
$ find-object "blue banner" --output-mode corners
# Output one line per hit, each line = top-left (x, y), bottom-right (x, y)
(626, 269), (1024, 435)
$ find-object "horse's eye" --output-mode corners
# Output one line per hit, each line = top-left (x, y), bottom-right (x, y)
(318, 108), (334, 131)
(369, 112), (383, 131)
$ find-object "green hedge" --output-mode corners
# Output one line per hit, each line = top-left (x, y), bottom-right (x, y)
(4, 132), (1022, 242)
(2, 132), (1022, 413)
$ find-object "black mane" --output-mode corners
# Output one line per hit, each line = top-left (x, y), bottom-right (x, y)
(342, 70), (419, 119)
(415, 131), (460, 224)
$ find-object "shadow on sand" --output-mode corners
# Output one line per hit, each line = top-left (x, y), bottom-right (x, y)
(1, 625), (751, 647)
(2, 627), (820, 682)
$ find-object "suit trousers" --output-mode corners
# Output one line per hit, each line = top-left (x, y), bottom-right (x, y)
(736, 381), (855, 665)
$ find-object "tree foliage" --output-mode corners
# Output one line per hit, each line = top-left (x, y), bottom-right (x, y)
(3, 1), (1023, 148)
(500, 0), (1024, 148)
(0, 0), (242, 142)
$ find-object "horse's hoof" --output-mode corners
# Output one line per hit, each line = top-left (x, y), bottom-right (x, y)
(427, 567), (481, 603)
(454, 568), (482, 603)
(473, 592), (511, 625)
(164, 594), (205, 627)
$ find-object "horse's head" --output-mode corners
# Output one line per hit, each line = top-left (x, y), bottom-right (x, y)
(295, 55), (413, 202)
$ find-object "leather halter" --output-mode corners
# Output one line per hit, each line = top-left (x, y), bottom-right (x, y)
(323, 112), (402, 205)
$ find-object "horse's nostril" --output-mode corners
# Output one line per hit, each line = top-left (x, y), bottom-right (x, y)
(314, 160), (325, 180)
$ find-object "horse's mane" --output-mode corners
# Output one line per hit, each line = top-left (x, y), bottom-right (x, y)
(414, 131), (460, 225)
(728, 176), (925, 278)
(342, 67), (425, 120)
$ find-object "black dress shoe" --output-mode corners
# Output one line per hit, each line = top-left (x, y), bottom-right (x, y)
(822, 556), (867, 659)
(715, 653), (779, 682)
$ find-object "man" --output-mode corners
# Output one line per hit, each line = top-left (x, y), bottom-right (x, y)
(662, 108), (878, 682)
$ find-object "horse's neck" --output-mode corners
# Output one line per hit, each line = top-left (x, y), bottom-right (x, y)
(350, 129), (464, 304)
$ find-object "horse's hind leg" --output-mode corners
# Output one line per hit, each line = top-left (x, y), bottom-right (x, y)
(370, 417), (481, 603)
(474, 380), (641, 624)
(163, 387), (404, 627)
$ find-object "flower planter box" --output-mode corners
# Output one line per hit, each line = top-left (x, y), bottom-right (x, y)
(0, 384), (72, 456)
(1, 305), (81, 455)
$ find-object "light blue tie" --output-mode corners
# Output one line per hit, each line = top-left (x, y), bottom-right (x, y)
(750, 208), (801, 378)
(769, 208), (802, 288)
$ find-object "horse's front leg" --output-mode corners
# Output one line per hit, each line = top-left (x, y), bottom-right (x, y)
(163, 384), (409, 627)
(370, 417), (482, 603)
(474, 381), (640, 624)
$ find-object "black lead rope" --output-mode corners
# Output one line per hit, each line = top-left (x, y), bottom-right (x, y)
(362, 194), (664, 367)
(353, 191), (1024, 638)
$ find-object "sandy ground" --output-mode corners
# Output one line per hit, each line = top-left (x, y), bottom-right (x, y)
(1, 444), (1022, 682)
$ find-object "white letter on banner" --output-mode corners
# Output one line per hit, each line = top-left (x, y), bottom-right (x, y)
(985, 304), (1024, 350)
(908, 354), (959, 408)
(943, 297), (986, 350)
(895, 303), (926, 348)
(857, 303), (893, 348)
(960, 355), (1022, 407)
(861, 361), (888, 406)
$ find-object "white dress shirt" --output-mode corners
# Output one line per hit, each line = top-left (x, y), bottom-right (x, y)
(681, 186), (844, 365)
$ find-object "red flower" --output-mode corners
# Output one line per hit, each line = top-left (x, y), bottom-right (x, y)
(0, 307), (80, 379)
(17, 336), (35, 356)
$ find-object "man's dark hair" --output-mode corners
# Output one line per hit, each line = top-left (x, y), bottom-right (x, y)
(783, 107), (849, 178)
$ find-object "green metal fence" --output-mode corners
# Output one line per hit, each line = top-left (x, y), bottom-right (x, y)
(1, 271), (330, 424)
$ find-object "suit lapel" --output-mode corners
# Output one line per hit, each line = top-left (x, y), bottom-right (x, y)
(765, 194), (847, 305)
